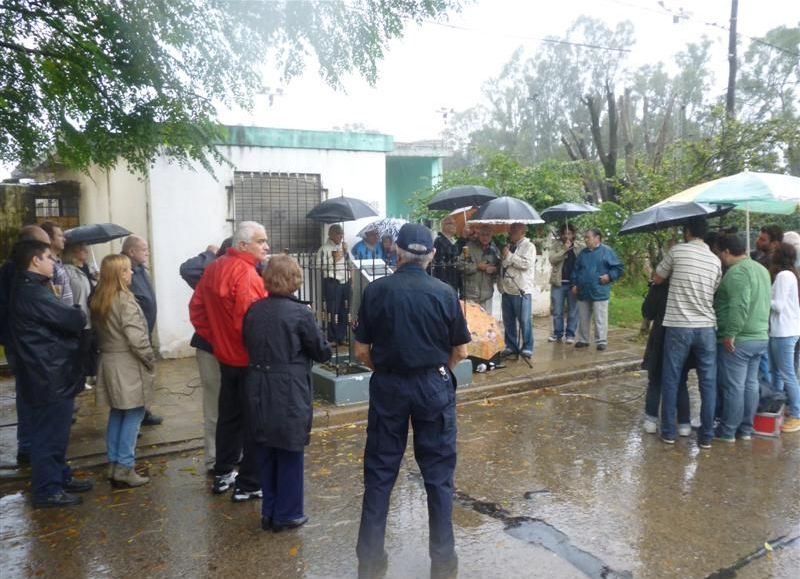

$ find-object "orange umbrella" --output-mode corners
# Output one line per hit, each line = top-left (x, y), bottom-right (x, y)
(461, 301), (504, 360)
(446, 206), (509, 236)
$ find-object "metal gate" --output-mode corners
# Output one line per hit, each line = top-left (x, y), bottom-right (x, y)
(233, 172), (323, 253)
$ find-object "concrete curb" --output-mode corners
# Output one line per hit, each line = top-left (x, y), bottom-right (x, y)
(1, 356), (643, 479)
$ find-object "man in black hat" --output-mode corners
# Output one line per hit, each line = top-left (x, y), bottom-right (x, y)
(354, 223), (470, 579)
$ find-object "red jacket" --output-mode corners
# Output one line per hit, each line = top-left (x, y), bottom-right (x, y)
(189, 248), (266, 367)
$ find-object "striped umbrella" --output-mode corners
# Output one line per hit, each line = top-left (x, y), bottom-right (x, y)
(656, 171), (800, 251)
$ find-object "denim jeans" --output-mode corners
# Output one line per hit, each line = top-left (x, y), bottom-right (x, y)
(770, 335), (800, 418)
(660, 327), (717, 440)
(551, 283), (578, 338)
(106, 406), (146, 467)
(501, 293), (533, 353)
(717, 340), (768, 438)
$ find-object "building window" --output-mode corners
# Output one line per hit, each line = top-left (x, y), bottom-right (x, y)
(233, 172), (323, 253)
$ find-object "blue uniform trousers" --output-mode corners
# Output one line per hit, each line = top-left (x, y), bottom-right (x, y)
(357, 368), (457, 565)
(258, 445), (305, 522)
(30, 396), (74, 500)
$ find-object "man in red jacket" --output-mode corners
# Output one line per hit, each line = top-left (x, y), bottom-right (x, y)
(190, 221), (269, 501)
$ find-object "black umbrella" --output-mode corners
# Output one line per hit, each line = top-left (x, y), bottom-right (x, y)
(540, 202), (600, 222)
(306, 196), (378, 223)
(64, 223), (132, 245)
(618, 202), (735, 236)
(469, 196), (544, 224)
(427, 185), (497, 211)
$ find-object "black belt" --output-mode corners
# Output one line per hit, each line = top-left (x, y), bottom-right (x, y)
(249, 362), (307, 372)
(375, 365), (445, 377)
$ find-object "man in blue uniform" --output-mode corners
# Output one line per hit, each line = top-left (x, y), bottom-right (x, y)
(354, 223), (470, 579)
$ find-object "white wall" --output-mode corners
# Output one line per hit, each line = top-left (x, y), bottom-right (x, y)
(59, 165), (149, 263)
(149, 145), (387, 358)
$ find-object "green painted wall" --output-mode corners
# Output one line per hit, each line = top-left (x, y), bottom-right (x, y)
(386, 157), (442, 218)
(220, 126), (394, 152)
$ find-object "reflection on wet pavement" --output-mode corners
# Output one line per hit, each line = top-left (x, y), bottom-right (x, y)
(1, 373), (798, 578)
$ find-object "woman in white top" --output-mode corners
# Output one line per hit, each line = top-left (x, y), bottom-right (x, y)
(769, 242), (800, 433)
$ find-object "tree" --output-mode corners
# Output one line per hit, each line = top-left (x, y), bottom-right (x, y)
(0, 0), (461, 173)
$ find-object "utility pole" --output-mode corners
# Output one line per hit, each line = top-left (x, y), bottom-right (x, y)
(725, 0), (739, 119)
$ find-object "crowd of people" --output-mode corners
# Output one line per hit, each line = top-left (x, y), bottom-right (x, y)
(642, 220), (800, 447)
(1, 214), (797, 577)
(0, 223), (163, 506)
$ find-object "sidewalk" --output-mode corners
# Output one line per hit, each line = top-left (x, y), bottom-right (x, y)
(0, 324), (644, 476)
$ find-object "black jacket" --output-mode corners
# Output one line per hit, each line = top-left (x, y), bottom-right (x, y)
(130, 263), (157, 336)
(641, 281), (695, 382)
(0, 259), (15, 348)
(432, 233), (461, 292)
(243, 295), (332, 451)
(10, 271), (87, 405)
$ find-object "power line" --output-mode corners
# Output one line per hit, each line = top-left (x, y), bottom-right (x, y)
(340, 1), (631, 53)
(652, 0), (800, 58)
(423, 20), (632, 53)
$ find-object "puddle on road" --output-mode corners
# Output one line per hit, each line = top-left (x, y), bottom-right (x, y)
(455, 489), (632, 579)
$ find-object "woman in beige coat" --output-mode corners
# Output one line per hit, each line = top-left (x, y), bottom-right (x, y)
(91, 254), (154, 487)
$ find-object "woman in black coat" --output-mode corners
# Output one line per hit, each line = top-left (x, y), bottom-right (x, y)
(243, 254), (332, 532)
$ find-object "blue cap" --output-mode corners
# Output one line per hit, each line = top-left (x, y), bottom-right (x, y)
(396, 223), (434, 255)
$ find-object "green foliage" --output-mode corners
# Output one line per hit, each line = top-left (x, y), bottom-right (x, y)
(608, 283), (649, 328)
(0, 0), (461, 174)
(410, 151), (586, 221)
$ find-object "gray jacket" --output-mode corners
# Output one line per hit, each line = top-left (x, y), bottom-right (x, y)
(457, 241), (500, 303)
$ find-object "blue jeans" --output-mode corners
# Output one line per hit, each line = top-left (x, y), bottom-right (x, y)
(770, 335), (800, 418)
(258, 445), (305, 522)
(717, 340), (768, 438)
(106, 407), (146, 467)
(551, 283), (578, 338)
(501, 293), (533, 354)
(30, 397), (74, 499)
(660, 327), (717, 440)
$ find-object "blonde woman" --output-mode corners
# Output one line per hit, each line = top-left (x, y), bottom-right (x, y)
(91, 254), (154, 487)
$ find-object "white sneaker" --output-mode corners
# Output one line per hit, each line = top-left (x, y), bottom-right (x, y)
(547, 335), (560, 343)
(643, 418), (658, 434)
(565, 337), (575, 344)
(678, 424), (692, 437)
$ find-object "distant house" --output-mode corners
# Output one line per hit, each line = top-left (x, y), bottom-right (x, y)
(14, 126), (448, 357)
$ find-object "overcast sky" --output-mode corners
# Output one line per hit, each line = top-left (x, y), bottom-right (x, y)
(219, 0), (800, 142)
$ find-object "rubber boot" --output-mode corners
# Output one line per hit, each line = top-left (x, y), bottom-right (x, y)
(113, 465), (150, 487)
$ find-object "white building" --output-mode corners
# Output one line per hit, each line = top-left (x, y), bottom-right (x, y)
(22, 126), (446, 357)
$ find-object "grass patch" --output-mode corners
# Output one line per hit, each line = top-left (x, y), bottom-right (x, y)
(608, 283), (647, 329)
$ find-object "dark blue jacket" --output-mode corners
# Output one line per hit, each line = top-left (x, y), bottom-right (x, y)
(571, 244), (624, 302)
(130, 263), (157, 336)
(11, 271), (86, 405)
(0, 259), (15, 348)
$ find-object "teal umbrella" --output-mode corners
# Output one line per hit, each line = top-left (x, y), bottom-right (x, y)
(656, 171), (800, 251)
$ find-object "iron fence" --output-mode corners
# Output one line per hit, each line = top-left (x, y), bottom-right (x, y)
(287, 251), (467, 376)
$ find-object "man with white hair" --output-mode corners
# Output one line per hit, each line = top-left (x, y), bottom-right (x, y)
(354, 223), (470, 579)
(190, 221), (268, 501)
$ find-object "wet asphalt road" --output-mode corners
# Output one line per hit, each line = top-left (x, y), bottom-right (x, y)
(1, 374), (798, 578)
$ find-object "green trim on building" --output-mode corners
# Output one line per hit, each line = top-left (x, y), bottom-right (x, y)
(385, 156), (442, 218)
(218, 126), (394, 153)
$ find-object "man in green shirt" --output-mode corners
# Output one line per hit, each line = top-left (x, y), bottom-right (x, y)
(714, 234), (771, 442)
